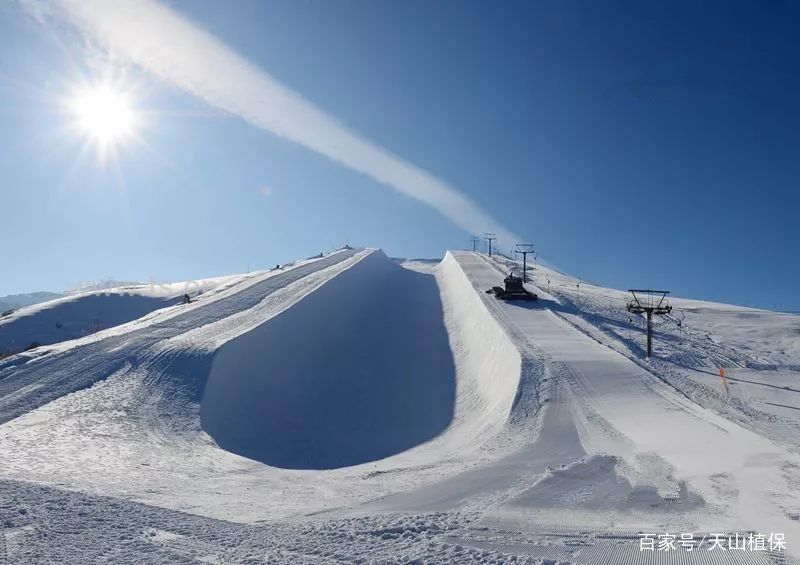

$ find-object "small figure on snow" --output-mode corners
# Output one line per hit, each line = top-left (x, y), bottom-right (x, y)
(182, 293), (191, 304)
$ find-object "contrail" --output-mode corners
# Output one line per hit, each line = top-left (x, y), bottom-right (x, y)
(28, 0), (520, 244)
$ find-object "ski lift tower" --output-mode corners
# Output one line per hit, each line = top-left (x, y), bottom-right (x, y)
(627, 289), (672, 358)
(513, 244), (535, 282)
(483, 233), (497, 257)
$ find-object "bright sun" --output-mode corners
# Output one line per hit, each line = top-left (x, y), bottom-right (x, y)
(71, 84), (136, 145)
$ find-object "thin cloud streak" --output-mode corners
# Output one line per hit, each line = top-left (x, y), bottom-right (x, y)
(32, 0), (520, 244)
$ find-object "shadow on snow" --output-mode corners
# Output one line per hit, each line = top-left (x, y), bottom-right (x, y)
(201, 251), (456, 470)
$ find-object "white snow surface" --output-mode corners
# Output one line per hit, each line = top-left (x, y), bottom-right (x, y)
(0, 273), (252, 355)
(0, 248), (799, 564)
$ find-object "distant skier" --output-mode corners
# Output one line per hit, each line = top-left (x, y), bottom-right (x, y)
(182, 293), (191, 304)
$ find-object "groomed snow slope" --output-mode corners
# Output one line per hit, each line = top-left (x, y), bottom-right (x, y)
(201, 250), (457, 469)
(0, 248), (531, 526)
(0, 249), (362, 424)
(361, 252), (800, 564)
(200, 249), (532, 471)
(494, 252), (800, 449)
(1, 249), (799, 563)
(0, 274), (252, 356)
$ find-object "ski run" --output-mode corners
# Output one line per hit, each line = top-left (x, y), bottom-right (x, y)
(1, 247), (799, 564)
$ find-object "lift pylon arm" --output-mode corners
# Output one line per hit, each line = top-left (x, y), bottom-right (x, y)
(626, 289), (672, 358)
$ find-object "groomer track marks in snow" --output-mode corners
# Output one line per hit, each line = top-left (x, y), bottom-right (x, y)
(0, 248), (362, 423)
(2, 249), (800, 564)
(365, 252), (800, 564)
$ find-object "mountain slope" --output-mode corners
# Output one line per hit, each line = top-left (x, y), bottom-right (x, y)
(0, 249), (798, 563)
(0, 292), (63, 314)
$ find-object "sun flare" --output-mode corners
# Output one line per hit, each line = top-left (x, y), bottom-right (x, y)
(70, 84), (136, 145)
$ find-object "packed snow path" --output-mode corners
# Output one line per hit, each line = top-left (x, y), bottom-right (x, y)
(0, 248), (360, 425)
(363, 252), (800, 563)
(1, 249), (799, 563)
(0, 248), (517, 524)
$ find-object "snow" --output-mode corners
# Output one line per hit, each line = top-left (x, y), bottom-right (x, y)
(0, 273), (253, 356)
(202, 249), (457, 469)
(0, 291), (63, 314)
(0, 248), (798, 563)
(0, 479), (507, 564)
(0, 249), (531, 523)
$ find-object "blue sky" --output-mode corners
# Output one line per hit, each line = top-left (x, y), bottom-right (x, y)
(1, 1), (798, 310)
